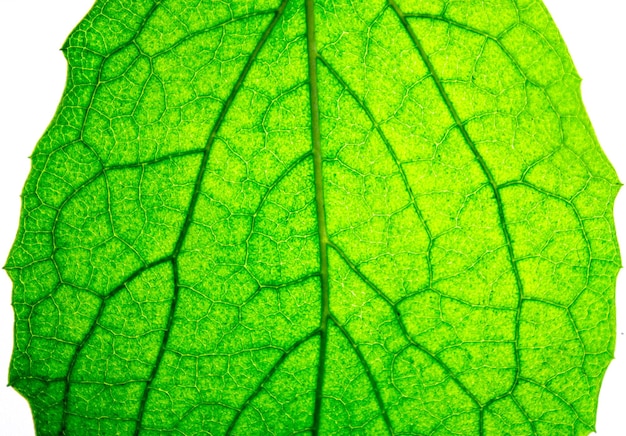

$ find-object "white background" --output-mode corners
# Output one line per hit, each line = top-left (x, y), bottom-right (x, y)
(0, 1), (624, 434)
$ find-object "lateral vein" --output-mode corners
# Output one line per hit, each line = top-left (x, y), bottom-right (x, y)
(388, 0), (526, 418)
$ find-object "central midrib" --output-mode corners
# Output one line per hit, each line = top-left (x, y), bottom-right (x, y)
(304, 0), (331, 434)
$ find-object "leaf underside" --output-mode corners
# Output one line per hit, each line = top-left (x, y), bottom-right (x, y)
(7, 0), (621, 435)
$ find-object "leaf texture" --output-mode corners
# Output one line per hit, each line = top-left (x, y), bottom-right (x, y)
(7, 0), (621, 435)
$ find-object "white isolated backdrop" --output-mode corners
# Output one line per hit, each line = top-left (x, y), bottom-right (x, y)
(0, 0), (623, 434)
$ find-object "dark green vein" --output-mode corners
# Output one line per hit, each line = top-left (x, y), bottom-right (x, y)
(49, 148), (203, 251)
(305, 0), (331, 434)
(259, 271), (321, 290)
(152, 9), (280, 58)
(509, 394), (538, 436)
(172, 402), (238, 429)
(404, 14), (567, 92)
(317, 54), (434, 288)
(403, 14), (514, 47)
(224, 330), (320, 435)
(405, 14), (569, 152)
(62, 0), (162, 55)
(44, 148), (205, 290)
(388, 0), (526, 411)
(238, 272), (323, 310)
(172, 0), (289, 258)
(327, 240), (481, 409)
(59, 256), (172, 435)
(69, 0), (163, 167)
(133, 258), (178, 436)
(328, 315), (394, 435)
(42, 0), (166, 283)
(498, 180), (593, 294)
(106, 149), (206, 171)
(48, 147), (203, 249)
(103, 171), (146, 266)
(518, 377), (593, 431)
(245, 151), (314, 266)
(130, 3), (290, 433)
(49, 172), (103, 250)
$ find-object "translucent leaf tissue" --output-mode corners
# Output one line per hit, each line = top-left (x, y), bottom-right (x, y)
(6, 0), (621, 435)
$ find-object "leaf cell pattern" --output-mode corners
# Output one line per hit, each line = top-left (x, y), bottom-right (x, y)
(7, 0), (620, 435)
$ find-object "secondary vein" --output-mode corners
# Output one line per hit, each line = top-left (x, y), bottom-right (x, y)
(172, 0), (289, 258)
(132, 2), (290, 433)
(387, 1), (527, 432)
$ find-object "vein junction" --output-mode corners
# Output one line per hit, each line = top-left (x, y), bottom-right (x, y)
(7, 0), (618, 435)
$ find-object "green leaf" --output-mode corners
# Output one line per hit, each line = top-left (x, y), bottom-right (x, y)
(6, 0), (621, 434)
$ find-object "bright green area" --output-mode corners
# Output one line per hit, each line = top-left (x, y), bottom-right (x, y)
(6, 0), (620, 435)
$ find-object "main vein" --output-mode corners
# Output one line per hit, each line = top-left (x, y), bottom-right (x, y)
(305, 0), (330, 434)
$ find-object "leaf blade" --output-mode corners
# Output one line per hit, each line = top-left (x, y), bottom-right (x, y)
(7, 0), (620, 435)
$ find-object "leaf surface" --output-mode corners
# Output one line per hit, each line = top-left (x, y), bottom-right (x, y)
(7, 0), (621, 435)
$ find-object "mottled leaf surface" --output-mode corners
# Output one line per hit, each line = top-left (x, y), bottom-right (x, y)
(7, 0), (621, 435)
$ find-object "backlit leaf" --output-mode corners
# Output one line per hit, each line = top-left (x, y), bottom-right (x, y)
(7, 0), (621, 435)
